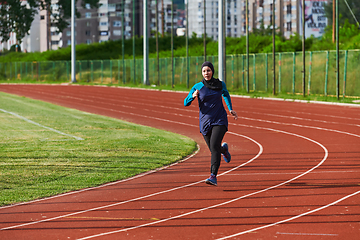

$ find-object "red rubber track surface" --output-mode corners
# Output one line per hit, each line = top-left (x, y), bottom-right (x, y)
(0, 84), (359, 240)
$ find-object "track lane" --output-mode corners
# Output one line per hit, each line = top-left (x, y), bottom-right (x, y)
(0, 84), (359, 240)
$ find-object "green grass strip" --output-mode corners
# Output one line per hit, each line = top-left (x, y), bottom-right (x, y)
(0, 92), (197, 206)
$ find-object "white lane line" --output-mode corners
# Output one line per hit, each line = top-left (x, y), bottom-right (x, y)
(191, 169), (360, 177)
(22, 87), (360, 133)
(76, 127), (328, 240)
(49, 90), (360, 128)
(0, 121), (263, 231)
(237, 116), (360, 139)
(0, 108), (83, 140)
(40, 90), (360, 140)
(239, 109), (360, 127)
(216, 190), (360, 240)
(276, 232), (338, 236)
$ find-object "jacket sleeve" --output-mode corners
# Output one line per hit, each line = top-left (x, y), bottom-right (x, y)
(184, 85), (197, 106)
(221, 81), (233, 111)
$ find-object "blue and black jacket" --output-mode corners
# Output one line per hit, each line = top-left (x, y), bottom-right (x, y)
(184, 80), (233, 135)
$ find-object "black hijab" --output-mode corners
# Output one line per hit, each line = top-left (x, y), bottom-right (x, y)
(201, 61), (222, 90)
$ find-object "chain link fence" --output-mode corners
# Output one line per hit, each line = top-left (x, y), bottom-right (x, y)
(1, 49), (359, 97)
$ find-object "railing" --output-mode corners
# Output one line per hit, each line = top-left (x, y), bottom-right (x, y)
(1, 49), (359, 97)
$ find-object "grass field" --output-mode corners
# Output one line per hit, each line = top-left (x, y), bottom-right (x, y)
(0, 92), (197, 206)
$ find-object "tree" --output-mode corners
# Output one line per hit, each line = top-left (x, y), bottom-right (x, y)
(0, 0), (99, 44)
(324, 0), (360, 26)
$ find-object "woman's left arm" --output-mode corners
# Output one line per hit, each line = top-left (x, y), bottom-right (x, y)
(222, 82), (238, 120)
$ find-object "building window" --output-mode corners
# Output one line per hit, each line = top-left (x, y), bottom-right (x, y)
(286, 4), (291, 14)
(113, 30), (121, 36)
(85, 30), (91, 36)
(100, 22), (108, 26)
(86, 39), (92, 44)
(286, 22), (292, 31)
(40, 15), (45, 20)
(108, 4), (116, 12)
(259, 0), (264, 8)
(113, 21), (121, 27)
(85, 12), (91, 18)
(116, 3), (122, 11)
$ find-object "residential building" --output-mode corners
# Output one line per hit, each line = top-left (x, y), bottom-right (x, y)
(62, 0), (179, 48)
(187, 0), (328, 40)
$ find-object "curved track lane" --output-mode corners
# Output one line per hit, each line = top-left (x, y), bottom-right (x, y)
(0, 84), (359, 240)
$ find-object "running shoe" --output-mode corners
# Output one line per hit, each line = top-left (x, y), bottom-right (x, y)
(221, 142), (231, 163)
(205, 174), (217, 186)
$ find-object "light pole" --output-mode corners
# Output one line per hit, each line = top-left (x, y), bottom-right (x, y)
(71, 0), (76, 83)
(272, 0), (276, 95)
(246, 0), (249, 93)
(218, 0), (224, 81)
(302, 0), (306, 97)
(336, 0), (339, 99)
(144, 0), (149, 85)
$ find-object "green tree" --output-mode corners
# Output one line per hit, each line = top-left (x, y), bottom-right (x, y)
(324, 0), (360, 26)
(0, 0), (99, 44)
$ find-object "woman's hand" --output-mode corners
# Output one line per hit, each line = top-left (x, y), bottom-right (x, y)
(230, 110), (238, 120)
(192, 90), (199, 98)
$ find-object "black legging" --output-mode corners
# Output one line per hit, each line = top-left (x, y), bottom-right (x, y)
(202, 125), (227, 176)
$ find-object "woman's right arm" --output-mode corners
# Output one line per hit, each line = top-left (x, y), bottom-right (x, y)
(184, 87), (196, 106)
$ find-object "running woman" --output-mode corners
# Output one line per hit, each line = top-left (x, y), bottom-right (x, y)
(184, 61), (238, 186)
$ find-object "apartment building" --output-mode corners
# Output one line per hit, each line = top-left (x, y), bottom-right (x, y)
(187, 0), (328, 40)
(1, 0), (327, 52)
(0, 0), (42, 52)
(62, 0), (179, 48)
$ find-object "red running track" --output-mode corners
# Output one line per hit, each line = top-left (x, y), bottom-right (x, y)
(0, 84), (360, 240)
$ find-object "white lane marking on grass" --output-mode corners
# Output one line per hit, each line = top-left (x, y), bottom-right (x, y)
(0, 108), (83, 140)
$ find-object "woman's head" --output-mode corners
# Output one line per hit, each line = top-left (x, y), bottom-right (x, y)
(201, 61), (214, 81)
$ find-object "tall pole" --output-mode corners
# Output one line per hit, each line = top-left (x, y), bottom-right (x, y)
(47, 2), (51, 51)
(272, 0), (276, 95)
(171, 0), (174, 88)
(302, 0), (306, 96)
(332, 0), (335, 43)
(161, 0), (164, 37)
(122, 0), (125, 84)
(186, 0), (189, 88)
(144, 0), (149, 85)
(203, 0), (206, 61)
(246, 0), (249, 93)
(133, 0), (136, 84)
(223, 0), (226, 82)
(71, 0), (76, 83)
(218, 0), (224, 80)
(336, 0), (339, 99)
(156, 0), (160, 85)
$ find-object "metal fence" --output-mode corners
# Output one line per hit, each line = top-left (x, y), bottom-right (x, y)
(1, 49), (359, 97)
